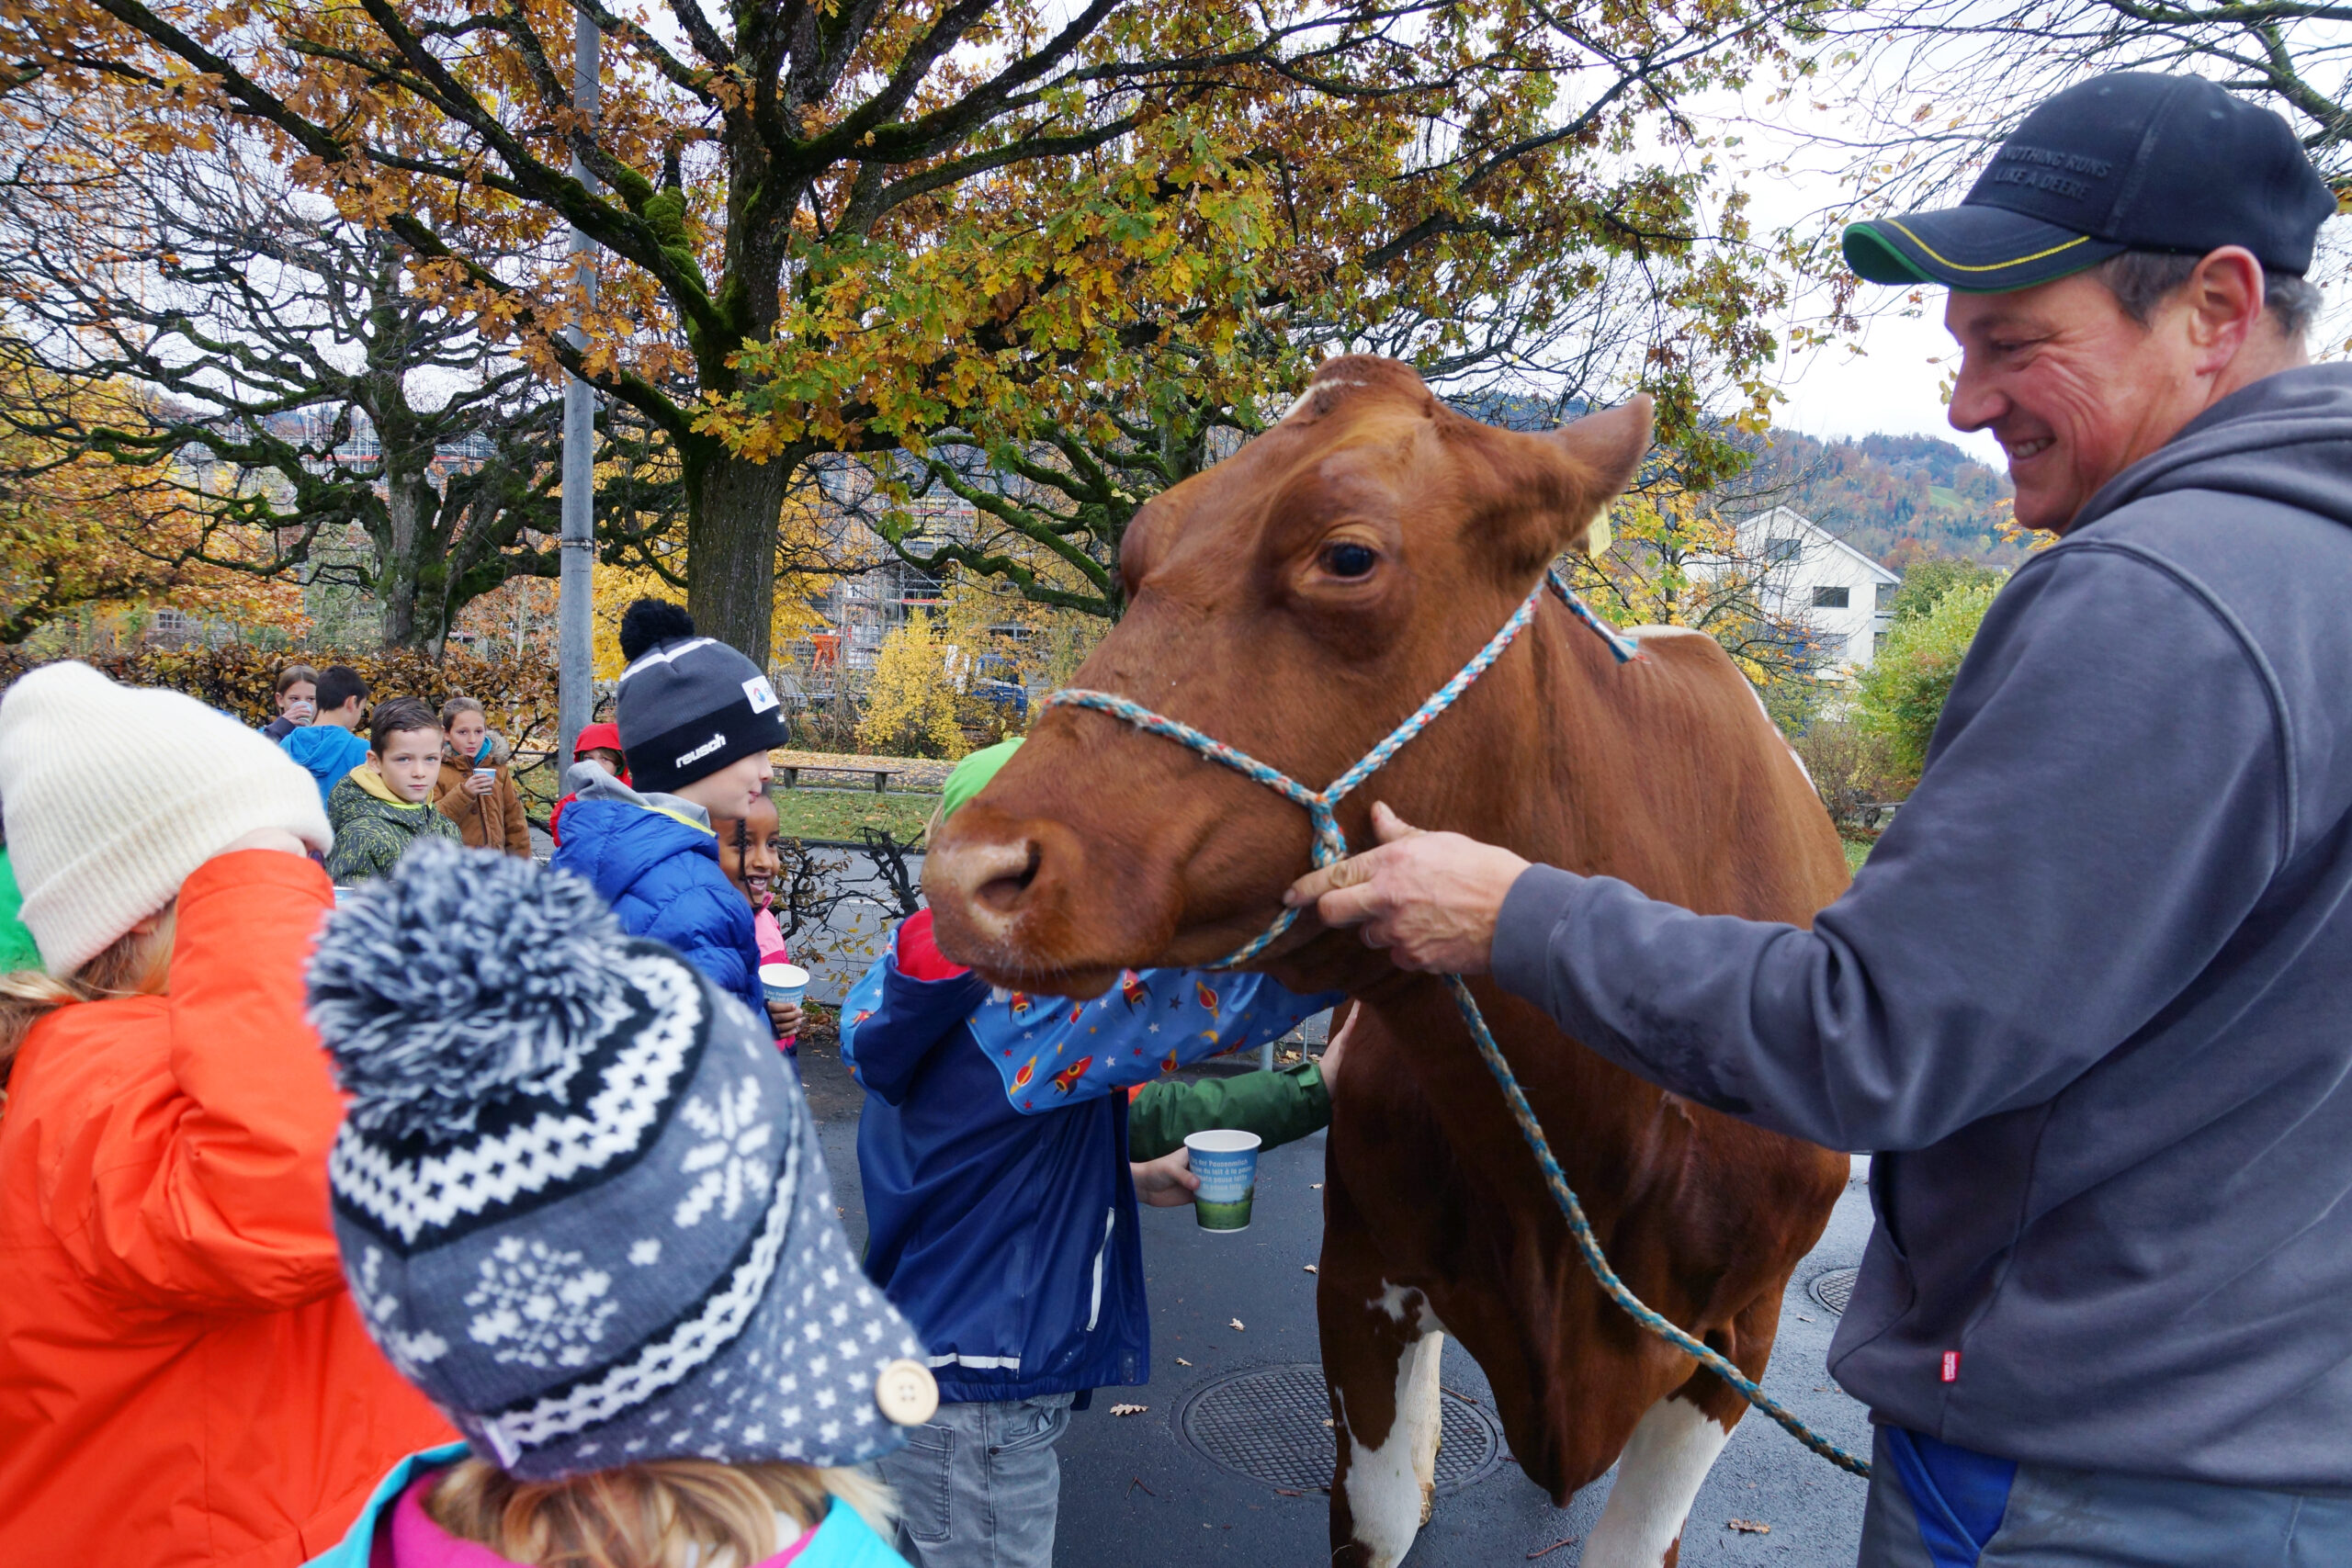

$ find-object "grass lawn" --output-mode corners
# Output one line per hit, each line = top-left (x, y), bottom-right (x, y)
(775, 788), (941, 845)
(1843, 837), (1874, 875)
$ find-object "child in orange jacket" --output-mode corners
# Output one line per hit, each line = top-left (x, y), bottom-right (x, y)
(0, 662), (451, 1568)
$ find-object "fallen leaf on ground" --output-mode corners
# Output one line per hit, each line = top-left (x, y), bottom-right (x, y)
(1310, 1182), (1323, 1190)
(1303, 1264), (1317, 1274)
(1274, 1488), (1304, 1497)
(1727, 1519), (1771, 1534)
(1110, 1404), (1148, 1416)
(1127, 1477), (1155, 1497)
(1527, 1538), (1579, 1560)
(1322, 1417), (1334, 1427)
(1176, 1357), (1193, 1366)
(1229, 1318), (1246, 1330)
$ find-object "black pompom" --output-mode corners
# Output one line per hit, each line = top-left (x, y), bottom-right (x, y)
(617, 599), (696, 663)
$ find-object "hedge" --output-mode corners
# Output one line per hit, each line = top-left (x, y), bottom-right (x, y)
(0, 644), (564, 765)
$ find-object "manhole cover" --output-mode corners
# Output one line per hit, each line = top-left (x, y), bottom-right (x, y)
(1174, 1363), (1507, 1495)
(1810, 1267), (1859, 1315)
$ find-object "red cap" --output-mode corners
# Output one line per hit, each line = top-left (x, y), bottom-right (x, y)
(573, 722), (624, 755)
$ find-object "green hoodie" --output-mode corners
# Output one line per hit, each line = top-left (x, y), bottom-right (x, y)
(325, 766), (463, 885)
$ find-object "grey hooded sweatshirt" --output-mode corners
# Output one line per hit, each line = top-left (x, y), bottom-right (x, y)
(1492, 364), (2352, 1488)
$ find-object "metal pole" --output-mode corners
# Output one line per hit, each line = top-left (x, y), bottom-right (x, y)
(556, 9), (600, 773)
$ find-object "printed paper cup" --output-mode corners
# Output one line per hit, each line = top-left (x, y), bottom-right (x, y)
(759, 963), (809, 1008)
(1183, 1129), (1262, 1232)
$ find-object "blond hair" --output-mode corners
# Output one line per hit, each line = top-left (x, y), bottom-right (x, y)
(0, 910), (176, 1119)
(425, 1456), (896, 1568)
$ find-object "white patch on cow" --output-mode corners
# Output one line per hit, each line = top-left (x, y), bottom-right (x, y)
(1367, 1280), (1443, 1335)
(1580, 1394), (1736, 1568)
(1338, 1328), (1448, 1568)
(1279, 387), (1317, 421)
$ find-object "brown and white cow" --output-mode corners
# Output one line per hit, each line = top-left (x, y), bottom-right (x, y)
(923, 355), (1850, 1568)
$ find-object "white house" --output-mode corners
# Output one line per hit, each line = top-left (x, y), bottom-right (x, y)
(1730, 505), (1902, 669)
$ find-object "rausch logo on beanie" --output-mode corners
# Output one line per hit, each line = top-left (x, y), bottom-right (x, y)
(307, 841), (933, 1479)
(611, 602), (789, 796)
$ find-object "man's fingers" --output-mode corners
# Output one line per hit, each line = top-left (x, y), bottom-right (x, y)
(1369, 801), (1424, 843)
(1312, 879), (1388, 930)
(1285, 845), (1381, 908)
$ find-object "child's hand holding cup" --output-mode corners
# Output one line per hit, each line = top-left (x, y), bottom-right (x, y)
(759, 963), (808, 1043)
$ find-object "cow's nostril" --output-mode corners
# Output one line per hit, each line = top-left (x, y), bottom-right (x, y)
(972, 839), (1042, 914)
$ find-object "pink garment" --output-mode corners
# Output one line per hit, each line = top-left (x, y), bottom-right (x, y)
(386, 1472), (820, 1567)
(755, 908), (789, 967)
(756, 909), (797, 1054)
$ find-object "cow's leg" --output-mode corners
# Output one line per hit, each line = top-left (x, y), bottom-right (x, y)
(1580, 1292), (1778, 1568)
(1320, 1171), (1445, 1568)
(1577, 1391), (1736, 1568)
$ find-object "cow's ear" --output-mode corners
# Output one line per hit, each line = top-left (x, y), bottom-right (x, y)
(1467, 393), (1652, 576)
(1547, 397), (1652, 539)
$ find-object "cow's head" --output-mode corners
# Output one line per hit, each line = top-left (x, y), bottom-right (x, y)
(925, 355), (1651, 994)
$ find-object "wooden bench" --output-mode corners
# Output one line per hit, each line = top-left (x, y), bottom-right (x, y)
(777, 762), (899, 795)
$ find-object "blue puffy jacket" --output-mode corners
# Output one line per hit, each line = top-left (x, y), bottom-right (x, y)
(281, 723), (368, 815)
(548, 768), (763, 1024)
(842, 909), (1336, 1404)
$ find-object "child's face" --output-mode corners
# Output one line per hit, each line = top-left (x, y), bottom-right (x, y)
(373, 728), (444, 803)
(584, 747), (626, 776)
(718, 795), (785, 908)
(673, 750), (774, 818)
(277, 682), (316, 722)
(447, 710), (488, 762)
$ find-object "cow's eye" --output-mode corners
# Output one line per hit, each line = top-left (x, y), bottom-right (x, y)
(1320, 541), (1377, 578)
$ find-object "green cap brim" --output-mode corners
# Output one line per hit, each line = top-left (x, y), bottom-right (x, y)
(1842, 208), (2124, 293)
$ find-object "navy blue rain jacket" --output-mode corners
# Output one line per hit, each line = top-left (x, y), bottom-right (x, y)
(548, 771), (763, 1024)
(842, 911), (1334, 1404)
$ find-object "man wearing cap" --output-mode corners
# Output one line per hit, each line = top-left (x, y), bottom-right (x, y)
(1288, 73), (2352, 1562)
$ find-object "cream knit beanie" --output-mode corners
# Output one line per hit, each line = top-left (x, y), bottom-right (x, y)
(0, 661), (333, 976)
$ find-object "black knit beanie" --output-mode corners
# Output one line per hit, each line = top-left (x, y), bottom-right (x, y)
(615, 630), (789, 795)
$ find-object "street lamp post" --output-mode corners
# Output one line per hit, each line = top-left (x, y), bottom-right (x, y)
(556, 8), (599, 773)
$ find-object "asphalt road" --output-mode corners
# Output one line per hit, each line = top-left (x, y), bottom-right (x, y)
(801, 1033), (1877, 1568)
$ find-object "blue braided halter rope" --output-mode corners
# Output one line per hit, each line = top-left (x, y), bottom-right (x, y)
(1444, 976), (1871, 1476)
(1038, 571), (1872, 1480)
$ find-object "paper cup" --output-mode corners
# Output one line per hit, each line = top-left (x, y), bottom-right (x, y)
(759, 963), (809, 1008)
(470, 766), (495, 785)
(1182, 1130), (1262, 1232)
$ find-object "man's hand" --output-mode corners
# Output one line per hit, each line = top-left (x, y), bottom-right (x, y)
(1132, 1146), (1200, 1207)
(1283, 803), (1529, 975)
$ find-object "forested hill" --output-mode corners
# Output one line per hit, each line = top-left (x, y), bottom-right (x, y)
(1732, 429), (2024, 567)
(1456, 391), (2021, 569)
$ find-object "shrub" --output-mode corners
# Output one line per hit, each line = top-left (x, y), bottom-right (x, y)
(1856, 579), (2002, 784)
(1792, 717), (1905, 836)
(856, 613), (967, 760)
(0, 643), (562, 771)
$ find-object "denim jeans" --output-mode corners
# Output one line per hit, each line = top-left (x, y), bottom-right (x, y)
(878, 1393), (1075, 1568)
(1860, 1425), (2352, 1567)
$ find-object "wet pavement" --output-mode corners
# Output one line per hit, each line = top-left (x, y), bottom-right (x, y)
(800, 1033), (1876, 1567)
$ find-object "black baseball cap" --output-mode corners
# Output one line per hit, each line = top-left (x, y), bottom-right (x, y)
(1844, 73), (2336, 293)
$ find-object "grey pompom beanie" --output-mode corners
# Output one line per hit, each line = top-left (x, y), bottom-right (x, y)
(616, 635), (789, 795)
(308, 840), (933, 1479)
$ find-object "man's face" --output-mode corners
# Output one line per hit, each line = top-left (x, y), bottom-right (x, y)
(1945, 272), (2205, 532)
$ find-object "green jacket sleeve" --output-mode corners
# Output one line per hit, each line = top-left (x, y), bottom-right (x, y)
(1127, 1061), (1331, 1162)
